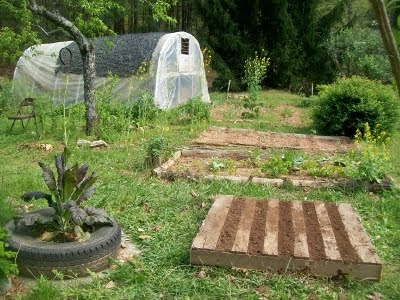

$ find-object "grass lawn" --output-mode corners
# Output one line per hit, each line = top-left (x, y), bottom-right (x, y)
(1, 90), (399, 299)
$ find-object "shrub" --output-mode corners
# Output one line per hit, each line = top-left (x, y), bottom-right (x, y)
(312, 76), (399, 138)
(0, 228), (18, 280)
(242, 51), (269, 119)
(146, 136), (165, 157)
(178, 97), (210, 122)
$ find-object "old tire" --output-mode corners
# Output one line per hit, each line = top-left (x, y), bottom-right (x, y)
(5, 208), (121, 278)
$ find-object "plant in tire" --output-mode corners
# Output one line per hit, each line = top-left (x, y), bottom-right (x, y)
(17, 147), (112, 242)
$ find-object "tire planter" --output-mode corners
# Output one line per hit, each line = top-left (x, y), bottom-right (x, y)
(5, 208), (121, 278)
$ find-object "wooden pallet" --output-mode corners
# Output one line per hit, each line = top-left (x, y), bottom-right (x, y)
(190, 195), (382, 281)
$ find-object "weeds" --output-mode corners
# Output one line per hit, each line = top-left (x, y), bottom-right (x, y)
(209, 157), (235, 174)
(146, 136), (165, 157)
(130, 92), (160, 125)
(177, 97), (210, 123)
(345, 123), (391, 182)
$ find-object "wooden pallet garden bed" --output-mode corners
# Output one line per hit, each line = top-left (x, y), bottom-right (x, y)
(194, 127), (353, 153)
(153, 148), (394, 191)
(190, 195), (382, 281)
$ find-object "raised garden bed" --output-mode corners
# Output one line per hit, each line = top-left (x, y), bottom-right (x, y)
(190, 195), (382, 281)
(194, 127), (353, 153)
(153, 148), (394, 191)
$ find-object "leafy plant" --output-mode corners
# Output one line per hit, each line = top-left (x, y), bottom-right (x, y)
(242, 50), (269, 119)
(178, 97), (210, 123)
(312, 76), (400, 138)
(248, 149), (264, 168)
(17, 147), (112, 242)
(209, 158), (235, 174)
(130, 92), (160, 124)
(146, 136), (165, 157)
(261, 152), (304, 177)
(0, 228), (18, 280)
(302, 159), (345, 178)
(344, 123), (391, 183)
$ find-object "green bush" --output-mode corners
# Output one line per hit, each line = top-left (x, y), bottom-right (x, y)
(0, 228), (18, 280)
(312, 76), (400, 138)
(146, 136), (165, 157)
(178, 97), (210, 122)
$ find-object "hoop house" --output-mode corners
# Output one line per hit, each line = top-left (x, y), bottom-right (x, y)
(13, 32), (210, 108)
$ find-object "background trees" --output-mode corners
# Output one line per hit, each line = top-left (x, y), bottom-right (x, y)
(0, 0), (396, 96)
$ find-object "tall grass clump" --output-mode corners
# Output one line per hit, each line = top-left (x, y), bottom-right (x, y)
(0, 79), (14, 115)
(96, 78), (132, 141)
(130, 92), (160, 125)
(312, 76), (399, 138)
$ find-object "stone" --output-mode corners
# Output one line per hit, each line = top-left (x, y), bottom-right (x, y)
(90, 140), (108, 148)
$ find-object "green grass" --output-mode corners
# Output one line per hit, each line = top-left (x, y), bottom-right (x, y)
(0, 91), (400, 299)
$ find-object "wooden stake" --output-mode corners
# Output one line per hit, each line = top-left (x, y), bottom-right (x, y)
(226, 80), (231, 101)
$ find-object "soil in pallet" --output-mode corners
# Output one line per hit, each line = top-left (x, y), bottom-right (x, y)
(214, 198), (363, 262)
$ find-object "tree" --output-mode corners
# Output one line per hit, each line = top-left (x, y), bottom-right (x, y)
(370, 0), (400, 97)
(0, 0), (175, 135)
(28, 1), (100, 134)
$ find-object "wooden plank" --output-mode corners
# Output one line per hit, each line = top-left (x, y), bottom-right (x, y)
(190, 249), (381, 281)
(192, 195), (233, 250)
(337, 203), (381, 264)
(314, 202), (341, 261)
(203, 174), (250, 183)
(153, 151), (182, 176)
(181, 148), (251, 160)
(251, 177), (284, 186)
(263, 200), (279, 256)
(210, 127), (351, 142)
(291, 201), (309, 258)
(231, 199), (257, 253)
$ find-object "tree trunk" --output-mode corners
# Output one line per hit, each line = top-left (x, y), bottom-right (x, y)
(81, 45), (97, 135)
(133, 0), (139, 31)
(28, 0), (98, 134)
(370, 0), (400, 97)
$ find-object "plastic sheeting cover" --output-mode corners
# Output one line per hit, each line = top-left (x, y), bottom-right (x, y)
(13, 32), (210, 109)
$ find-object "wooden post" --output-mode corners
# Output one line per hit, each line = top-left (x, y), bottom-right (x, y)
(311, 83), (314, 96)
(226, 80), (231, 101)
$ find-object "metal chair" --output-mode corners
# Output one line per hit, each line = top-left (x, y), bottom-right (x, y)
(8, 97), (38, 133)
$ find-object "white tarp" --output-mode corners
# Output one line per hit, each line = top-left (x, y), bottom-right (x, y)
(13, 32), (210, 109)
